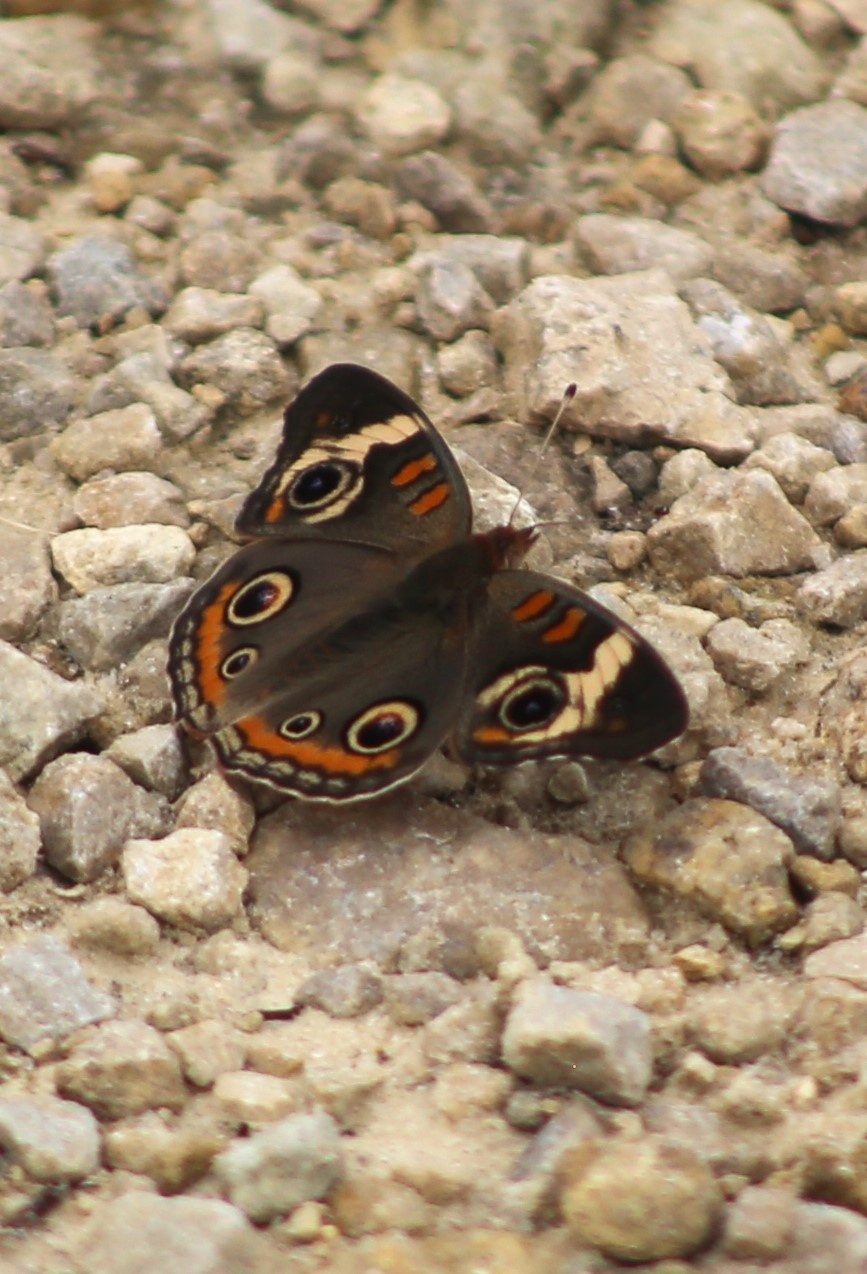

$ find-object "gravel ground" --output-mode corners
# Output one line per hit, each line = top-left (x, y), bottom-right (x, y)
(5, 1), (867, 1270)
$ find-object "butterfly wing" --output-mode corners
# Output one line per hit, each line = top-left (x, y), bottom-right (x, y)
(453, 570), (688, 766)
(236, 362), (472, 554)
(169, 538), (476, 802)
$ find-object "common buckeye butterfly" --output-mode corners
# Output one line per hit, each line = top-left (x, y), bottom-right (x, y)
(168, 363), (688, 802)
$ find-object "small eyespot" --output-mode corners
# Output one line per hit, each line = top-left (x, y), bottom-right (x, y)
(227, 571), (296, 626)
(500, 676), (565, 731)
(288, 461), (358, 510)
(345, 700), (421, 755)
(220, 647), (257, 680)
(279, 711), (322, 740)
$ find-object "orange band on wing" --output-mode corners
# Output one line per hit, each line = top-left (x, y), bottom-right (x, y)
(472, 725), (511, 745)
(512, 590), (556, 622)
(194, 582), (239, 708)
(264, 494), (285, 523)
(409, 483), (449, 516)
(239, 717), (398, 775)
(391, 454), (436, 487)
(542, 607), (585, 644)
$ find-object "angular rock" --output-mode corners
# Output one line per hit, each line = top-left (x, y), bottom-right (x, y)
(294, 965), (383, 1019)
(51, 403), (163, 482)
(56, 1019), (187, 1120)
(0, 347), (74, 441)
(502, 980), (652, 1106)
(396, 151), (495, 233)
(73, 472), (190, 531)
(122, 829), (248, 931)
(704, 617), (810, 693)
(494, 270), (755, 463)
(358, 73), (451, 156)
(700, 747), (841, 859)
(0, 1095), (99, 1183)
(647, 469), (822, 583)
(0, 639), (103, 781)
(50, 235), (166, 329)
(0, 769), (40, 893)
(0, 520), (56, 641)
(763, 99), (867, 228)
(80, 1192), (260, 1274)
(0, 15), (99, 128)
(51, 524), (195, 594)
(179, 327), (293, 416)
(575, 214), (713, 282)
(28, 753), (170, 882)
(213, 1110), (342, 1223)
(0, 935), (114, 1054)
(623, 798), (798, 944)
(798, 551), (867, 628)
(58, 579), (194, 673)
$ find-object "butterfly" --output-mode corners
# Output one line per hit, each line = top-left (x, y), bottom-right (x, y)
(168, 363), (688, 803)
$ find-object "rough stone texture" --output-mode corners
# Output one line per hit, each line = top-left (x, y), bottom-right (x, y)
(58, 579), (194, 673)
(248, 795), (649, 968)
(502, 981), (652, 1107)
(0, 347), (74, 440)
(494, 270), (756, 463)
(623, 798), (799, 944)
(213, 1110), (342, 1223)
(122, 829), (248, 931)
(295, 964), (384, 1019)
(68, 897), (161, 957)
(0, 641), (103, 782)
(700, 747), (841, 859)
(50, 235), (167, 328)
(28, 752), (170, 882)
(179, 327), (293, 415)
(51, 524), (196, 594)
(0, 14), (100, 128)
(56, 1019), (187, 1120)
(821, 648), (867, 783)
(575, 214), (713, 282)
(0, 935), (114, 1054)
(798, 551), (867, 628)
(73, 472), (190, 531)
(705, 617), (810, 693)
(647, 469), (822, 583)
(763, 99), (867, 227)
(0, 768), (41, 892)
(51, 404), (163, 482)
(0, 1095), (100, 1183)
(560, 1135), (722, 1262)
(79, 1193), (263, 1274)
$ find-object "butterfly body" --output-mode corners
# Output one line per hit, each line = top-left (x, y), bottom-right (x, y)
(169, 363), (688, 802)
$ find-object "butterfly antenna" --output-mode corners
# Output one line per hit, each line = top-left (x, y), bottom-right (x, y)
(508, 382), (577, 526)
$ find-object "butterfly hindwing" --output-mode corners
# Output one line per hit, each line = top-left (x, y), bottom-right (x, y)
(453, 570), (689, 766)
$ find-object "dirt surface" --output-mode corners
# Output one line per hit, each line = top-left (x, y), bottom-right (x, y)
(5, 1), (867, 1271)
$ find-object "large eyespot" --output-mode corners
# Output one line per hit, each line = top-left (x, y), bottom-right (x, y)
(345, 700), (421, 755)
(288, 461), (359, 511)
(500, 675), (565, 731)
(279, 711), (322, 740)
(220, 647), (258, 680)
(227, 571), (296, 626)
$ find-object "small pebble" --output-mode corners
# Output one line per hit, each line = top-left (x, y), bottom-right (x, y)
(213, 1110), (342, 1223)
(122, 828), (248, 932)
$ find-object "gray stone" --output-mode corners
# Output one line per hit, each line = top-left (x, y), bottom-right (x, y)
(805, 463), (867, 525)
(575, 214), (713, 282)
(51, 404), (163, 482)
(0, 768), (40, 893)
(586, 53), (691, 148)
(383, 972), (464, 1027)
(651, 0), (827, 112)
(73, 472), (190, 531)
(0, 279), (55, 347)
(0, 212), (46, 287)
(213, 1110), (342, 1223)
(763, 99), (867, 228)
(711, 241), (809, 314)
(415, 258), (494, 343)
(0, 347), (74, 441)
(56, 1019), (187, 1119)
(502, 980), (652, 1106)
(122, 829), (248, 932)
(647, 469), (822, 583)
(494, 270), (755, 463)
(80, 1191), (261, 1274)
(0, 520), (56, 641)
(0, 935), (114, 1054)
(206, 0), (318, 73)
(0, 15), (99, 128)
(85, 355), (211, 443)
(453, 79), (542, 167)
(0, 639), (103, 781)
(50, 235), (167, 328)
(798, 551), (867, 628)
(247, 265), (322, 349)
(396, 151), (495, 233)
(0, 1095), (99, 1183)
(105, 724), (188, 800)
(179, 328), (293, 416)
(743, 432), (836, 503)
(51, 524), (196, 594)
(28, 753), (171, 883)
(58, 579), (194, 673)
(295, 965), (383, 1019)
(162, 286), (264, 344)
(705, 617), (810, 694)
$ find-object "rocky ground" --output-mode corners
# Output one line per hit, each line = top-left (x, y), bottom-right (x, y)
(5, 0), (867, 1270)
